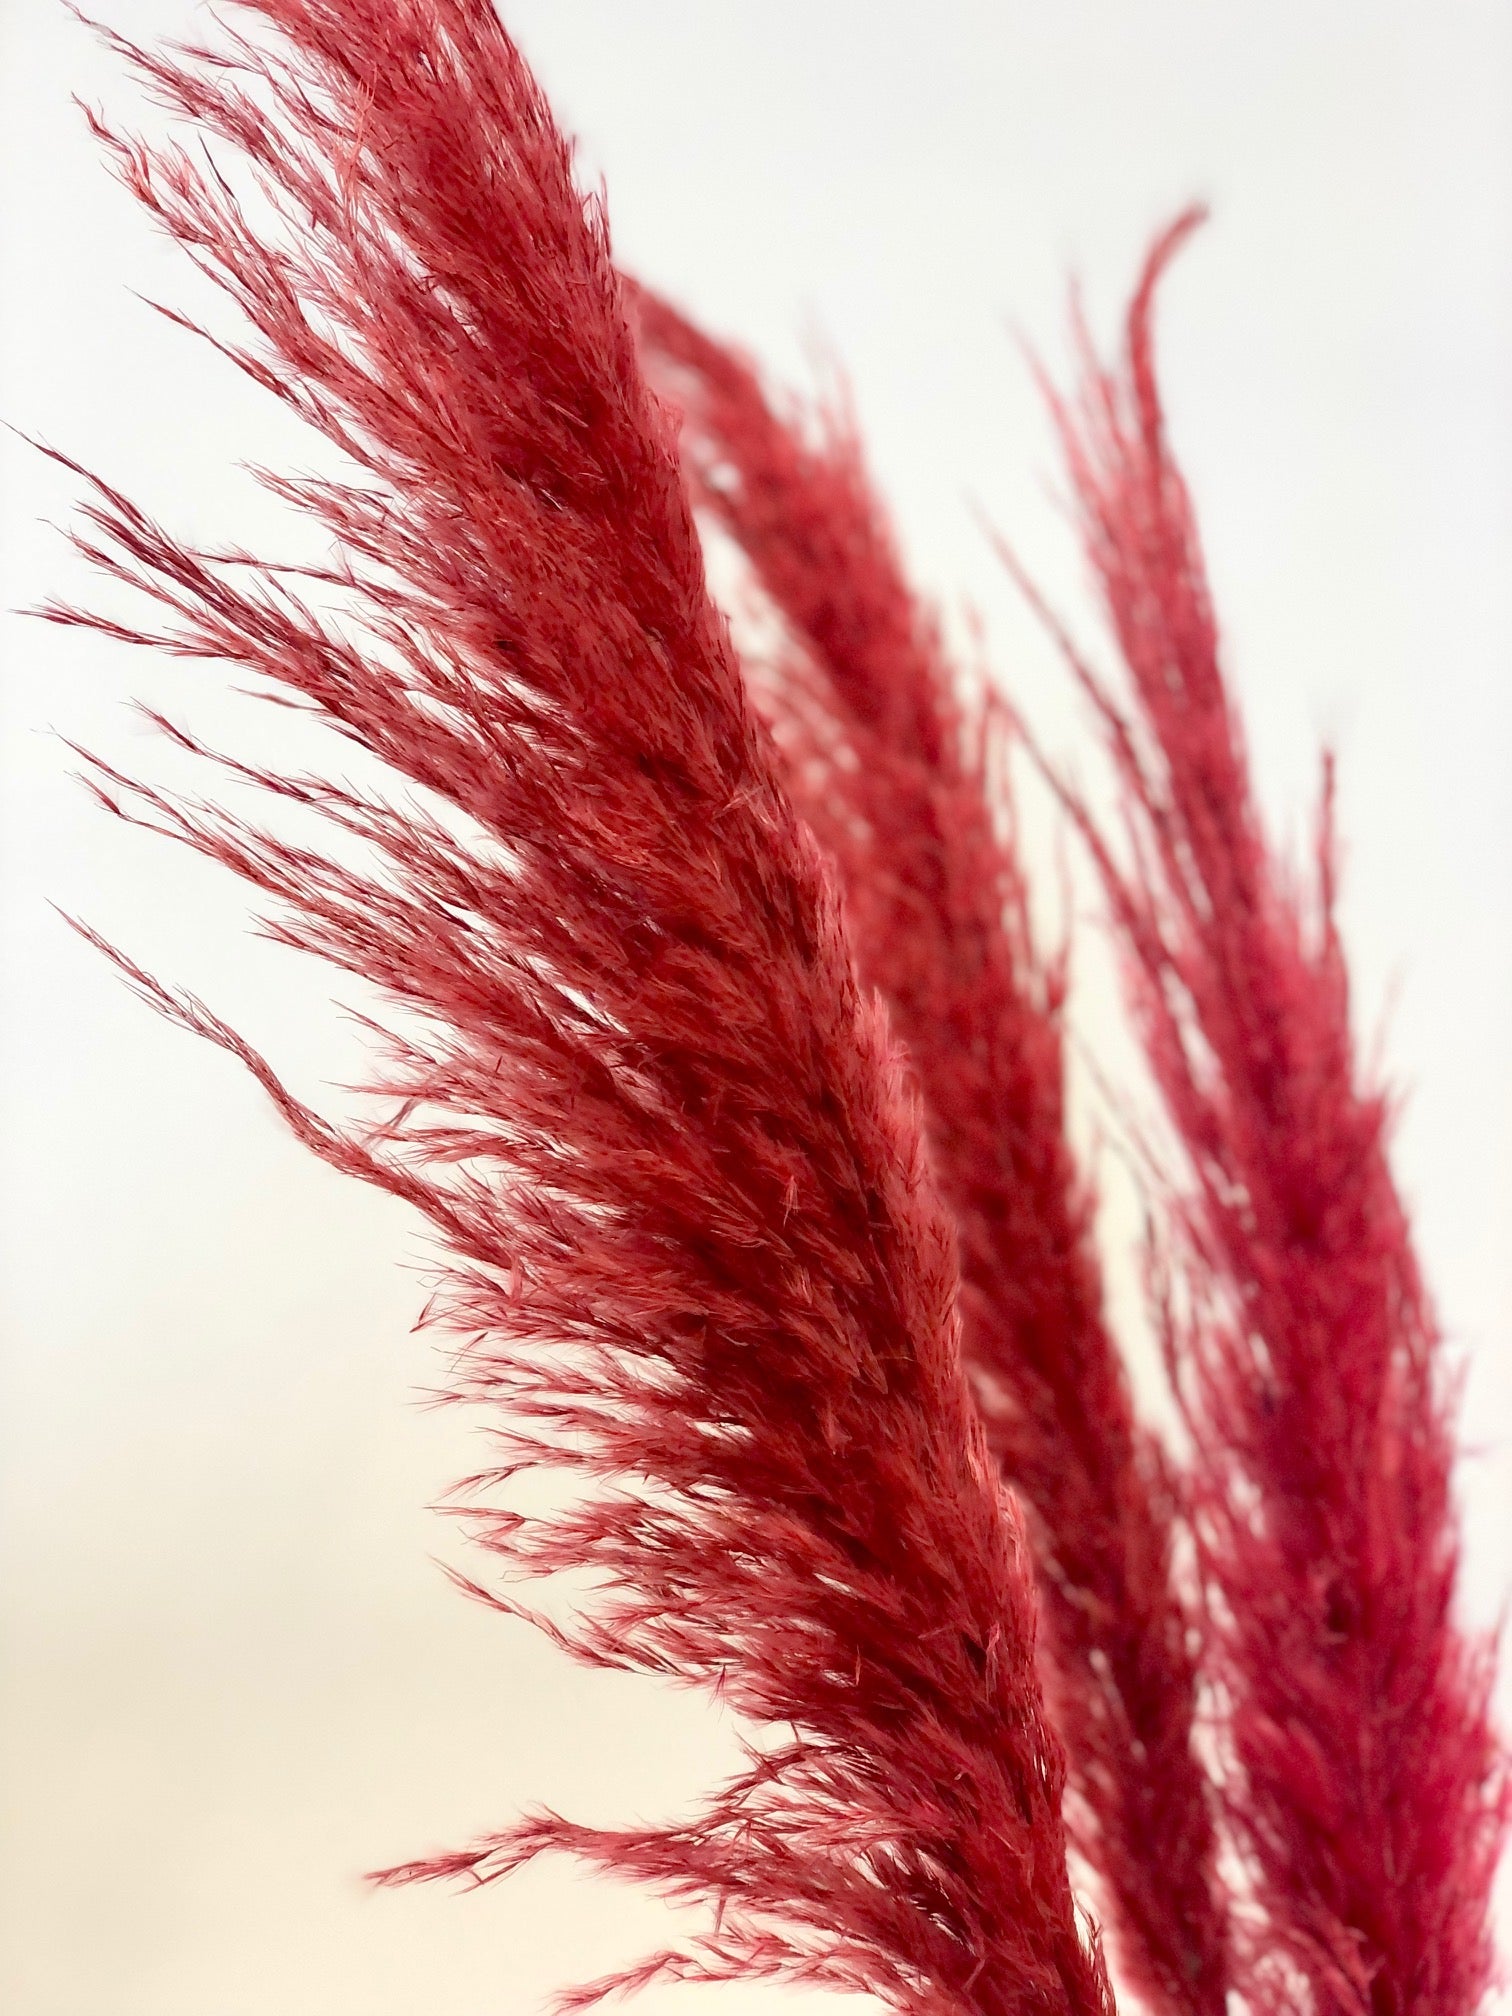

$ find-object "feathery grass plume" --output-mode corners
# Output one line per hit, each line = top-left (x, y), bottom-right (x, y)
(1021, 208), (1508, 2016)
(51, 5), (1117, 2012)
(632, 294), (1228, 2016)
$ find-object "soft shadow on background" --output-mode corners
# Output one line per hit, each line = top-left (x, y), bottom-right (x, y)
(1, 3), (1509, 2012)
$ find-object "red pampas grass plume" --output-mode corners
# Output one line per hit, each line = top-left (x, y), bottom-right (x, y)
(1021, 209), (1508, 2016)
(632, 293), (1228, 2016)
(46, 5), (1115, 2013)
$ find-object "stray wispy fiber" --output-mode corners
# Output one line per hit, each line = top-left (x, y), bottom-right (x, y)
(49, 4), (1115, 2013)
(634, 292), (1228, 2016)
(1024, 209), (1508, 2016)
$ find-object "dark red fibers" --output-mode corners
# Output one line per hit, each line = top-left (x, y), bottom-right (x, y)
(631, 289), (1230, 2016)
(49, 7), (1119, 2014)
(1031, 209), (1507, 2016)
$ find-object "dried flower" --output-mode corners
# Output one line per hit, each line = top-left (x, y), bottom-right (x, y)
(1023, 208), (1508, 2016)
(45, 6), (1506, 2011)
(634, 292), (1227, 2016)
(48, 5), (1115, 2012)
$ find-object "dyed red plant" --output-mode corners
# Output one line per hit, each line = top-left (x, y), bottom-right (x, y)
(633, 294), (1227, 2016)
(1023, 209), (1508, 2016)
(50, 6), (1116, 2013)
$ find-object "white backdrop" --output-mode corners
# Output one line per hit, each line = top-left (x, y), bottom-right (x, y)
(2, 4), (1509, 2012)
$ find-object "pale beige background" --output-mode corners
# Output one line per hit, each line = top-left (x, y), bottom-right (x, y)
(2, 3), (1510, 2012)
